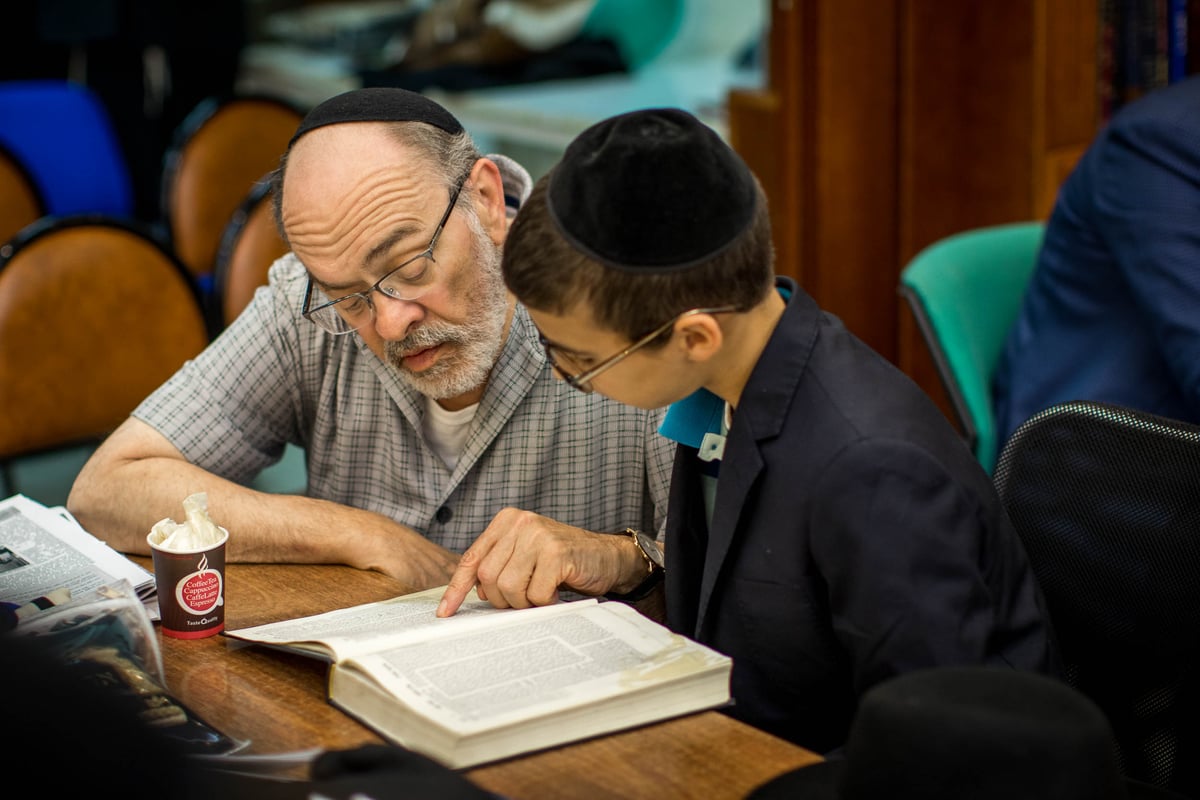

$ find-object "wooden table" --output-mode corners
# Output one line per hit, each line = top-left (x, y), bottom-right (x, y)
(134, 559), (821, 799)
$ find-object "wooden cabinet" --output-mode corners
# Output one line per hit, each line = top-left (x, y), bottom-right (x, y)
(727, 0), (1099, 420)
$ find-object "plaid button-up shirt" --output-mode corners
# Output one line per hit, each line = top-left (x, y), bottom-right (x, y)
(136, 254), (673, 551)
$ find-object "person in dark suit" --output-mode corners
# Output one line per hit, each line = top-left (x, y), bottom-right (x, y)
(436, 108), (1059, 755)
(994, 75), (1200, 451)
(747, 665), (1187, 799)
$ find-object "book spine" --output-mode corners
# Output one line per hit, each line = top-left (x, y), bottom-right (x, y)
(1137, 0), (1167, 94)
(1167, 0), (1188, 81)
(1099, 0), (1119, 123)
(1189, 0), (1200, 74)
(1117, 0), (1143, 106)
(1153, 0), (1170, 87)
(1117, 0), (1169, 106)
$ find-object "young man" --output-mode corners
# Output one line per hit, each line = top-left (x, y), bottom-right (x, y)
(67, 88), (672, 590)
(438, 108), (1058, 753)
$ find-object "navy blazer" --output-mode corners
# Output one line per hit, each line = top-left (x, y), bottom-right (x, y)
(664, 277), (1057, 754)
(994, 74), (1200, 449)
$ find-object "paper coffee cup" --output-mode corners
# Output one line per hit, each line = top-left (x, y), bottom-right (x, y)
(147, 526), (228, 639)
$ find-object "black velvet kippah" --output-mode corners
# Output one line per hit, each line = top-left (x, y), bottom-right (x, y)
(547, 107), (757, 272)
(289, 87), (464, 147)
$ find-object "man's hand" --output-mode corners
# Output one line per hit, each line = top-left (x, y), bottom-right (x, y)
(436, 508), (642, 617)
(361, 523), (460, 590)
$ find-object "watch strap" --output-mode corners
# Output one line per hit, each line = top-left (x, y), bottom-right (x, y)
(604, 568), (664, 603)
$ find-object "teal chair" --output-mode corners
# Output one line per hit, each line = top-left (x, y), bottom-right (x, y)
(899, 221), (1046, 473)
(580, 0), (683, 71)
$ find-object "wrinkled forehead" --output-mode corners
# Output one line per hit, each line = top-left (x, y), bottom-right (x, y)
(282, 123), (436, 217)
(280, 123), (449, 277)
(291, 122), (426, 179)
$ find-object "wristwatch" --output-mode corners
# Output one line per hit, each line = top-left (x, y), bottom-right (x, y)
(605, 528), (664, 602)
(628, 528), (665, 575)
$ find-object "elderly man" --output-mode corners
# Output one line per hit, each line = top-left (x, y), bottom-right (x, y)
(68, 88), (671, 591)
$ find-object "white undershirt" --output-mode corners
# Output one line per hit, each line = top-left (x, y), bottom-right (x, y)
(422, 396), (479, 470)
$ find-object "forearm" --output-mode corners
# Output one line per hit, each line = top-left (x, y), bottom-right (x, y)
(70, 452), (347, 562)
(69, 450), (254, 556)
(68, 422), (458, 585)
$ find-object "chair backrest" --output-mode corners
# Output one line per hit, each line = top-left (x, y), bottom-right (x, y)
(0, 79), (134, 217)
(0, 140), (45, 245)
(211, 176), (290, 332)
(160, 93), (304, 285)
(899, 221), (1045, 473)
(209, 178), (308, 495)
(0, 215), (209, 503)
(992, 400), (1200, 796)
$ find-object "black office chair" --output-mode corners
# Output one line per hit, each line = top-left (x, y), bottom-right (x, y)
(992, 400), (1200, 796)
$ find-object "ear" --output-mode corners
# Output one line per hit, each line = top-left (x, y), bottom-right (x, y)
(467, 157), (508, 245)
(674, 313), (724, 363)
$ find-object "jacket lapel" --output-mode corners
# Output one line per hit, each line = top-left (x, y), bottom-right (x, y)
(691, 277), (820, 637)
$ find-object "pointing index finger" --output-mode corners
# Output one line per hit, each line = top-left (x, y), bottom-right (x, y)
(436, 551), (482, 617)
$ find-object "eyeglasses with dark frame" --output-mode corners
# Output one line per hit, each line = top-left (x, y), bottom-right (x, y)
(539, 305), (739, 394)
(300, 176), (466, 335)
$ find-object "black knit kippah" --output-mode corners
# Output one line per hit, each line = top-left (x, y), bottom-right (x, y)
(289, 87), (464, 147)
(547, 108), (757, 272)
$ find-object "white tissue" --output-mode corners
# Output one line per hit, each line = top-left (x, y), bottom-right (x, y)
(149, 493), (225, 551)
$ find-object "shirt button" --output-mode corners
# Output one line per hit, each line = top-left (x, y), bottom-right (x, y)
(435, 506), (453, 524)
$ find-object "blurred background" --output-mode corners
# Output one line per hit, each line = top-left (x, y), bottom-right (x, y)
(2, 0), (1196, 504)
(0, 0), (767, 217)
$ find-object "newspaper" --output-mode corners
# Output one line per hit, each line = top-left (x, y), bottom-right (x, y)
(0, 493), (158, 619)
(15, 578), (246, 756)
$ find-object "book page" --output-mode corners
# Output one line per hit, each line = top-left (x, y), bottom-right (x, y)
(0, 494), (157, 613)
(341, 600), (730, 734)
(225, 585), (566, 662)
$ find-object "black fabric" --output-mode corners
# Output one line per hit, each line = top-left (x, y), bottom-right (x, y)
(361, 35), (627, 93)
(0, 631), (193, 798)
(290, 87), (463, 148)
(191, 744), (497, 800)
(746, 666), (1186, 800)
(546, 107), (757, 272)
(310, 744), (495, 797)
(993, 400), (1200, 797)
(1, 630), (495, 799)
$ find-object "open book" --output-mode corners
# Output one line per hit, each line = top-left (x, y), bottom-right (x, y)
(225, 586), (733, 769)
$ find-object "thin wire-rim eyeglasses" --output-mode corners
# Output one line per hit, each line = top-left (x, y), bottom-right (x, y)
(300, 177), (466, 335)
(539, 305), (738, 393)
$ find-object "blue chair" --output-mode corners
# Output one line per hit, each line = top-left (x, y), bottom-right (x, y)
(0, 80), (134, 218)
